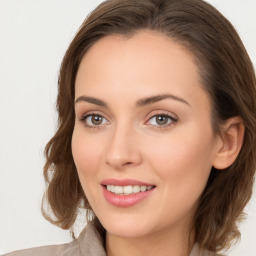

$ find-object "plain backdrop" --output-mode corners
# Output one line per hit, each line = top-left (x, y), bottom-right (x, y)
(0, 0), (255, 255)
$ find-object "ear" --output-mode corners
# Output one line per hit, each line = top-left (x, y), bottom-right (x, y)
(212, 116), (245, 170)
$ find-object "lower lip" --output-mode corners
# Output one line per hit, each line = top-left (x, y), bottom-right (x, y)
(102, 186), (155, 207)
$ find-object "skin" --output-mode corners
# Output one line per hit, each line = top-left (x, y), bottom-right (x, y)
(72, 30), (243, 256)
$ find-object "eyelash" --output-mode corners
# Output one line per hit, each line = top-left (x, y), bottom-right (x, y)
(80, 112), (178, 130)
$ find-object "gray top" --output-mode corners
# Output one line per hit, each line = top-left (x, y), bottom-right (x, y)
(4, 222), (224, 256)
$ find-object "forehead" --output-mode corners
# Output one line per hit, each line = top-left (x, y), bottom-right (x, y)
(77, 30), (199, 81)
(75, 30), (209, 111)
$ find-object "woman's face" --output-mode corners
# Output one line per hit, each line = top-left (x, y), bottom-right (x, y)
(72, 31), (221, 238)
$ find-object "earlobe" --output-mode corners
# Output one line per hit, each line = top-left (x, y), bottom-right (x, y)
(212, 117), (245, 170)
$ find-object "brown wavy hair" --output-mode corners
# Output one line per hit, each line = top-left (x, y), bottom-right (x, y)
(42, 0), (256, 252)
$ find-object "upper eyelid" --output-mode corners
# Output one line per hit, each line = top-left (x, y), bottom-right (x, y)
(145, 110), (178, 122)
(80, 110), (109, 120)
(79, 110), (177, 120)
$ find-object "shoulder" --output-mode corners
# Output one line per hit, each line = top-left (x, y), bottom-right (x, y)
(3, 239), (79, 256)
(3, 222), (106, 256)
(190, 244), (227, 256)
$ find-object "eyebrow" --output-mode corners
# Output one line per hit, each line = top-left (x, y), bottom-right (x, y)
(75, 94), (190, 108)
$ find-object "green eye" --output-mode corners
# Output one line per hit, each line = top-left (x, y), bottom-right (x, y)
(148, 114), (177, 126)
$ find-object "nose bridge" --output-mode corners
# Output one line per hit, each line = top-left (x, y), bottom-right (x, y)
(105, 119), (142, 169)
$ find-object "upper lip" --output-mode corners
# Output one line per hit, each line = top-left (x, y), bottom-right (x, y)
(101, 178), (155, 186)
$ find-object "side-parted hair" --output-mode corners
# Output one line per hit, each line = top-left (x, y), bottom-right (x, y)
(42, 0), (256, 253)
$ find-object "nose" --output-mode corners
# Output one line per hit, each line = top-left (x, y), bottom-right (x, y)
(104, 124), (142, 170)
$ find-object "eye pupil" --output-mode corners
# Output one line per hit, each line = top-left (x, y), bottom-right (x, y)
(92, 115), (103, 125)
(156, 116), (168, 125)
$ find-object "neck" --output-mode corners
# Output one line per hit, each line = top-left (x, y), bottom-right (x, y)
(105, 223), (195, 256)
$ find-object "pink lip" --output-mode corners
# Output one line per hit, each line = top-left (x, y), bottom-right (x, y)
(102, 186), (155, 207)
(101, 178), (154, 186)
(100, 178), (156, 207)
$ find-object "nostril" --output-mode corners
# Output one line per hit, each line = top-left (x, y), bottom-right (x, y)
(122, 161), (133, 166)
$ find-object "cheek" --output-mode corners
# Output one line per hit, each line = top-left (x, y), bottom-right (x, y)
(152, 137), (213, 176)
(71, 129), (104, 189)
(145, 125), (215, 197)
(141, 127), (216, 225)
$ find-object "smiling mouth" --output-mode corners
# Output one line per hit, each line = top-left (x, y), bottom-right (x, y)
(103, 185), (155, 195)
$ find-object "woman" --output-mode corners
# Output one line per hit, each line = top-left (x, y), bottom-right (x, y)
(5, 0), (256, 255)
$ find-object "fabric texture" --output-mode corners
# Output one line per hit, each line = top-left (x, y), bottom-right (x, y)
(4, 222), (224, 256)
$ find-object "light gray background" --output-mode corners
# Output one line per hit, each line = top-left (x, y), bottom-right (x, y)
(0, 0), (255, 255)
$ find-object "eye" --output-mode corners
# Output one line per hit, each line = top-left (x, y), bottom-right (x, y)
(81, 114), (108, 128)
(146, 114), (178, 128)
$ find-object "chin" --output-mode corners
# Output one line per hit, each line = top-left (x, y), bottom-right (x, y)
(99, 215), (153, 238)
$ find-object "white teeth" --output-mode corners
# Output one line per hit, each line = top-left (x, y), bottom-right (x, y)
(114, 186), (123, 194)
(123, 185), (133, 194)
(133, 185), (140, 193)
(141, 185), (147, 192)
(106, 185), (154, 195)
